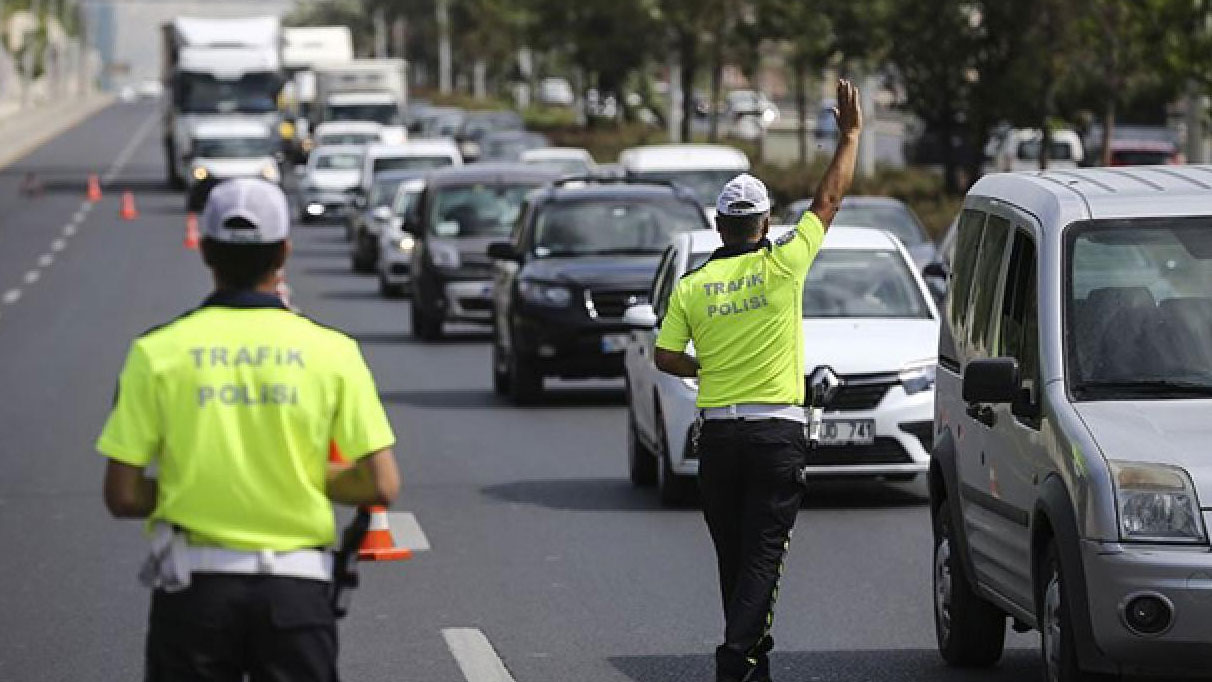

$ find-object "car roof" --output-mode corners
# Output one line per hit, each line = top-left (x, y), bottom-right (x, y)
(685, 225), (899, 255)
(619, 144), (750, 171)
(786, 196), (909, 211)
(371, 169), (429, 182)
(423, 163), (560, 187)
(191, 119), (271, 138)
(311, 144), (366, 156)
(366, 141), (459, 158)
(968, 165), (1212, 225)
(315, 121), (382, 134)
(540, 181), (696, 203)
(521, 147), (593, 161)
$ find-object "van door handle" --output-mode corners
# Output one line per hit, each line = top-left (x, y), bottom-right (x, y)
(966, 403), (997, 427)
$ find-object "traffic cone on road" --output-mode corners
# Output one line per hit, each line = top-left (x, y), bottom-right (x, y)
(120, 191), (139, 220)
(327, 442), (412, 562)
(184, 213), (200, 250)
(86, 174), (102, 202)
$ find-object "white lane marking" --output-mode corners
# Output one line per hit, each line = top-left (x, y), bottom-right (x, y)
(2, 289), (20, 305)
(387, 512), (430, 552)
(38, 254), (53, 267)
(442, 628), (517, 682)
(51, 239), (66, 252)
(102, 111), (159, 182)
(80, 201), (93, 214)
(63, 224), (76, 236)
(72, 210), (86, 223)
(23, 270), (39, 285)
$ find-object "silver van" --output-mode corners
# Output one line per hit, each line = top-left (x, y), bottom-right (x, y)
(932, 166), (1212, 681)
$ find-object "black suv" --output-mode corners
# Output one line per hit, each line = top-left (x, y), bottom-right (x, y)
(403, 164), (560, 340)
(487, 178), (710, 402)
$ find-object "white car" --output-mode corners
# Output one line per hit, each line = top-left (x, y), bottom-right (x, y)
(988, 127), (1084, 172)
(311, 121), (384, 148)
(185, 118), (280, 193)
(519, 147), (596, 176)
(299, 144), (365, 222)
(376, 178), (426, 297)
(623, 227), (940, 504)
(618, 143), (750, 217)
(358, 140), (462, 196)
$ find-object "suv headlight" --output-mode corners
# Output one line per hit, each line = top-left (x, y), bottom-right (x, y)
(428, 243), (460, 269)
(518, 281), (572, 307)
(899, 360), (937, 395)
(397, 233), (415, 253)
(1110, 461), (1206, 543)
(191, 165), (208, 181)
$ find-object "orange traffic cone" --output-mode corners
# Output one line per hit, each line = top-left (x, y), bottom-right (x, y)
(86, 174), (102, 202)
(120, 191), (139, 220)
(184, 213), (200, 250)
(327, 442), (411, 562)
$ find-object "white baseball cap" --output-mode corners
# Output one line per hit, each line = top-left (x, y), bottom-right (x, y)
(201, 178), (291, 244)
(715, 173), (771, 217)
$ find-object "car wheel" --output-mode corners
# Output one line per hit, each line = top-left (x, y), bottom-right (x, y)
(1039, 541), (1106, 682)
(655, 404), (693, 506)
(507, 347), (542, 405)
(411, 304), (443, 341)
(933, 496), (1006, 667)
(492, 327), (511, 396)
(627, 397), (657, 487)
(378, 275), (404, 298)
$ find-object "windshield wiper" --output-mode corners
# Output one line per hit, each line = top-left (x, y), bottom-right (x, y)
(1075, 379), (1212, 397)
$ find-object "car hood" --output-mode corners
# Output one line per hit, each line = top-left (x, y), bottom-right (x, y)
(308, 169), (360, 190)
(801, 318), (938, 375)
(1073, 400), (1212, 507)
(521, 254), (662, 289)
(198, 158), (273, 178)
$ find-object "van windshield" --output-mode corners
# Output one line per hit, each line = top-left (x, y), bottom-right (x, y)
(194, 137), (273, 158)
(1069, 219), (1212, 399)
(629, 170), (739, 207)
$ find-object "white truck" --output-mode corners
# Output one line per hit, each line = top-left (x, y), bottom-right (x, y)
(281, 26), (354, 160)
(313, 60), (409, 146)
(161, 16), (284, 189)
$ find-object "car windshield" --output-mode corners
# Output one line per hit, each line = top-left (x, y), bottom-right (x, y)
(1111, 150), (1172, 165)
(318, 133), (378, 146)
(629, 169), (740, 207)
(373, 156), (454, 173)
(533, 199), (705, 257)
(802, 249), (931, 318)
(393, 184), (423, 216)
(194, 137), (273, 158)
(327, 104), (401, 125)
(833, 205), (927, 245)
(314, 152), (362, 170)
(1069, 219), (1212, 399)
(428, 183), (538, 238)
(369, 179), (407, 208)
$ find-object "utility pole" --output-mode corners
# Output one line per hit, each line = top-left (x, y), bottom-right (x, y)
(436, 0), (451, 94)
(372, 7), (388, 59)
(668, 47), (682, 143)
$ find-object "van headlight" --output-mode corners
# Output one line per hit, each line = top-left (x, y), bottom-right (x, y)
(1111, 461), (1206, 543)
(518, 281), (571, 307)
(899, 360), (937, 395)
(260, 163), (280, 182)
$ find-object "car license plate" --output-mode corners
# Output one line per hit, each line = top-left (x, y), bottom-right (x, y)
(601, 333), (631, 353)
(819, 419), (875, 446)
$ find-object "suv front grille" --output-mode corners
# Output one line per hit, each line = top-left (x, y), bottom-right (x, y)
(805, 437), (912, 466)
(586, 289), (648, 320)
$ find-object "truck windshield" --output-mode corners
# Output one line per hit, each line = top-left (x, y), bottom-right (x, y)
(802, 250), (931, 319)
(533, 199), (705, 257)
(194, 137), (274, 158)
(428, 184), (538, 238)
(176, 73), (280, 114)
(1069, 219), (1212, 399)
(628, 169), (740, 207)
(327, 104), (401, 125)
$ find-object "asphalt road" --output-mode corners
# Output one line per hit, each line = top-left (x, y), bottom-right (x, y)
(0, 103), (1037, 682)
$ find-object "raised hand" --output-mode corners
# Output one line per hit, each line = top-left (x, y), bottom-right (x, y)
(831, 79), (862, 138)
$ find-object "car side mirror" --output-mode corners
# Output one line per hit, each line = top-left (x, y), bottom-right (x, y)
(622, 303), (657, 329)
(806, 365), (843, 409)
(487, 241), (520, 262)
(923, 261), (948, 280)
(963, 358), (1020, 404)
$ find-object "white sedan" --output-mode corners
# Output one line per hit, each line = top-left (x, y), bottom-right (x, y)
(623, 227), (940, 505)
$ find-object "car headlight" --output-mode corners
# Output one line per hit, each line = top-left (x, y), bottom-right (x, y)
(899, 360), (937, 395)
(429, 243), (461, 269)
(1110, 461), (1205, 543)
(518, 281), (572, 307)
(191, 166), (208, 181)
(260, 163), (280, 182)
(397, 233), (415, 253)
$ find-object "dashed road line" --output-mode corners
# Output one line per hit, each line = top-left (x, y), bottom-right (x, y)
(443, 628), (518, 682)
(51, 239), (66, 252)
(37, 254), (53, 268)
(63, 224), (76, 237)
(388, 512), (431, 552)
(23, 270), (40, 285)
(2, 289), (21, 305)
(72, 209), (86, 223)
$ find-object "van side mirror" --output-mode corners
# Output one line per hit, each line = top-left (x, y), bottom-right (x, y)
(622, 303), (657, 329)
(487, 241), (520, 262)
(963, 358), (1020, 404)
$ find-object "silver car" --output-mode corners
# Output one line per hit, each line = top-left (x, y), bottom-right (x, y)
(933, 166), (1212, 681)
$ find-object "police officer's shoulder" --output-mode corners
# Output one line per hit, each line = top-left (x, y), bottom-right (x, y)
(292, 313), (363, 352)
(135, 307), (205, 342)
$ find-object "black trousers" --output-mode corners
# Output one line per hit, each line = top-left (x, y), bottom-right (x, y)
(698, 418), (807, 682)
(145, 573), (338, 682)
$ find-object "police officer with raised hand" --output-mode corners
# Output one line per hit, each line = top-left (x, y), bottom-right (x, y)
(653, 79), (862, 682)
(97, 177), (400, 681)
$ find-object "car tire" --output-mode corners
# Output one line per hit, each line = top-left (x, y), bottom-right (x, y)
(378, 275), (404, 298)
(933, 497), (1006, 667)
(492, 328), (511, 396)
(1039, 541), (1107, 682)
(655, 404), (694, 506)
(411, 304), (443, 341)
(507, 348), (542, 405)
(627, 399), (657, 488)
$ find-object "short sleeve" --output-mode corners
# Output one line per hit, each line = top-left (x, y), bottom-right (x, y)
(655, 283), (691, 353)
(96, 343), (162, 467)
(769, 209), (826, 275)
(332, 342), (396, 460)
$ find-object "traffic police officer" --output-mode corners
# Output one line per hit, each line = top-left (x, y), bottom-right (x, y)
(98, 178), (400, 681)
(654, 80), (862, 682)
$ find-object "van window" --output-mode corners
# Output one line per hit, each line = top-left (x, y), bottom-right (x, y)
(968, 215), (1012, 356)
(998, 231), (1039, 413)
(948, 209), (987, 335)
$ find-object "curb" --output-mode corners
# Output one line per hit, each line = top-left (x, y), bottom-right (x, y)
(0, 95), (117, 171)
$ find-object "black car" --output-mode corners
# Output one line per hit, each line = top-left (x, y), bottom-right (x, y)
(454, 110), (524, 162)
(350, 170), (427, 273)
(487, 177), (710, 403)
(403, 164), (561, 340)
